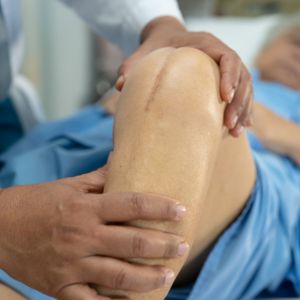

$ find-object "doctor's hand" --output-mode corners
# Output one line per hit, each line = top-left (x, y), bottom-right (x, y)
(0, 168), (187, 300)
(117, 16), (253, 137)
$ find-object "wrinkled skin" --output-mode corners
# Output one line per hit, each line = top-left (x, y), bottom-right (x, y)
(0, 167), (188, 300)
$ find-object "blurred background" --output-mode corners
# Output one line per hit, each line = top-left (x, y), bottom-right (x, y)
(21, 0), (300, 120)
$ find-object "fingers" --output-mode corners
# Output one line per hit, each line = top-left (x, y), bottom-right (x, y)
(194, 34), (254, 136)
(116, 44), (152, 91)
(91, 225), (189, 259)
(92, 192), (186, 222)
(116, 50), (147, 91)
(220, 52), (241, 102)
(62, 167), (107, 193)
(115, 75), (126, 91)
(239, 96), (254, 128)
(228, 99), (252, 137)
(229, 87), (254, 137)
(58, 284), (128, 300)
(78, 257), (175, 293)
(224, 68), (253, 137)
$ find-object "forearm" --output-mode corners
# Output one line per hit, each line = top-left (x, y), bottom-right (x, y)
(101, 47), (225, 299)
(252, 103), (300, 161)
(0, 188), (9, 270)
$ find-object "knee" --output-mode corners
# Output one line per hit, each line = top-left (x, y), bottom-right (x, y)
(166, 47), (219, 80)
(126, 47), (224, 130)
(160, 47), (222, 111)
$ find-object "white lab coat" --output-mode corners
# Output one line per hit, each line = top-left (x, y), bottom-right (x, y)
(61, 0), (183, 55)
(0, 0), (183, 101)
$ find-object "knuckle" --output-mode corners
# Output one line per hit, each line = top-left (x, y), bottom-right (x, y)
(243, 69), (252, 82)
(206, 32), (215, 39)
(69, 198), (84, 212)
(200, 31), (216, 42)
(164, 202), (174, 219)
(113, 268), (127, 289)
(227, 49), (238, 59)
(132, 233), (147, 257)
(200, 31), (211, 38)
(129, 193), (146, 217)
(233, 51), (242, 62)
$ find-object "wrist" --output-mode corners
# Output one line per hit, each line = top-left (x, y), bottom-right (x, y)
(0, 188), (9, 270)
(141, 16), (186, 44)
(270, 121), (300, 159)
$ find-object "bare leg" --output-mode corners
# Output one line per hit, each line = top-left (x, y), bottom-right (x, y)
(102, 47), (256, 299)
(0, 284), (26, 300)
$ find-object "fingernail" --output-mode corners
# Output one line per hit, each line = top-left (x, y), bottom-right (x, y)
(177, 242), (190, 257)
(236, 125), (245, 136)
(164, 270), (175, 285)
(228, 88), (235, 103)
(230, 115), (239, 129)
(175, 205), (187, 220)
(115, 75), (125, 90)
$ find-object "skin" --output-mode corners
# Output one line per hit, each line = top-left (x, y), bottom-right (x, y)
(0, 169), (189, 300)
(98, 49), (300, 300)
(117, 16), (254, 137)
(102, 51), (300, 300)
(252, 103), (300, 166)
(0, 284), (26, 300)
(61, 45), (300, 300)
(99, 47), (256, 299)
(256, 25), (300, 91)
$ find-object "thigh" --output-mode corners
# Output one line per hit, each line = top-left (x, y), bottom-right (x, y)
(0, 283), (27, 300)
(176, 133), (256, 285)
(192, 134), (256, 259)
(103, 47), (256, 299)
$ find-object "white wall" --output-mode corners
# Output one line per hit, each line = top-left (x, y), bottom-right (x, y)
(21, 0), (94, 120)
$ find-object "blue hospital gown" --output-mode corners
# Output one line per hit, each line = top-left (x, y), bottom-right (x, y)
(0, 73), (300, 300)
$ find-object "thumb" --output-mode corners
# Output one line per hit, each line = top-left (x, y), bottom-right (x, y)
(116, 46), (150, 91)
(62, 166), (107, 193)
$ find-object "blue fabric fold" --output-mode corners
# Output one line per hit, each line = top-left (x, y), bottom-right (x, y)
(0, 105), (113, 187)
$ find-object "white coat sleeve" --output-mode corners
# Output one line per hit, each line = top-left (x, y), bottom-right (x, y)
(59, 0), (184, 55)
